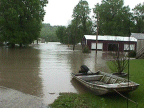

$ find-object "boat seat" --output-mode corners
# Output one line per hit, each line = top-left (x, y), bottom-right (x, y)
(90, 81), (105, 85)
(116, 79), (127, 83)
(109, 78), (117, 84)
(79, 75), (103, 81)
(100, 75), (111, 84)
(100, 75), (105, 82)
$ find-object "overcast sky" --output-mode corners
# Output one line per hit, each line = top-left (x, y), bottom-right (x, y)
(43, 0), (144, 26)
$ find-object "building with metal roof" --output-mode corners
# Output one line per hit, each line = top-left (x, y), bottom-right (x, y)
(131, 33), (144, 40)
(82, 35), (137, 52)
(131, 33), (144, 58)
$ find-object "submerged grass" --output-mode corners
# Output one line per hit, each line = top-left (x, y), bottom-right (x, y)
(50, 59), (144, 108)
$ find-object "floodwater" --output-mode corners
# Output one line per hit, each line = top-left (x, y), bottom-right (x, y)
(0, 42), (109, 105)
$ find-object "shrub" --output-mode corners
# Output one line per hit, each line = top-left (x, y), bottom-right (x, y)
(107, 51), (128, 74)
(82, 45), (90, 53)
(128, 50), (136, 57)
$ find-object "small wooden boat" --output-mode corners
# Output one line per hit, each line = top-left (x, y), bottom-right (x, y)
(72, 70), (140, 95)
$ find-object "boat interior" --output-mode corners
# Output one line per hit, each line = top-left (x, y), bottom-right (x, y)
(77, 72), (128, 85)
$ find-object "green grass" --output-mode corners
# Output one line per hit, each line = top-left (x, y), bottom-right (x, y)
(50, 93), (107, 108)
(50, 59), (144, 108)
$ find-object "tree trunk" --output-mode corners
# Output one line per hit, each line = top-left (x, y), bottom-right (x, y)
(73, 44), (75, 51)
(37, 39), (38, 44)
(19, 43), (22, 48)
(11, 43), (15, 48)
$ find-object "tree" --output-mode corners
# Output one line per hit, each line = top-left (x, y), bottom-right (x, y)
(72, 0), (91, 40)
(132, 3), (144, 33)
(93, 0), (131, 36)
(0, 0), (48, 47)
(56, 26), (66, 44)
(56, 0), (93, 50)
(69, 19), (79, 50)
(40, 24), (59, 42)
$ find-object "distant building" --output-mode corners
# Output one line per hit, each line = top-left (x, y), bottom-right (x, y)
(33, 38), (45, 44)
(131, 33), (144, 51)
(82, 35), (137, 52)
(131, 33), (144, 58)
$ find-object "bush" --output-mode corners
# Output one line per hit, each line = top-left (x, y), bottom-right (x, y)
(0, 42), (4, 46)
(82, 45), (90, 53)
(128, 50), (136, 57)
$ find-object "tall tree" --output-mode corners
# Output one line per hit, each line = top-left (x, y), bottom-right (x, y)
(93, 0), (131, 36)
(69, 19), (79, 50)
(132, 3), (144, 33)
(0, 0), (48, 47)
(72, 0), (91, 38)
(56, 0), (93, 49)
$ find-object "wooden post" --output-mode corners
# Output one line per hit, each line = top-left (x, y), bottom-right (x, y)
(96, 12), (99, 54)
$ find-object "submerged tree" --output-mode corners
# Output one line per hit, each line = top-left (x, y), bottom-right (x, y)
(0, 0), (48, 47)
(56, 0), (93, 50)
(72, 0), (91, 40)
(70, 19), (79, 50)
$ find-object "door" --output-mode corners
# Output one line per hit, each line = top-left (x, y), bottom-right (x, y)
(108, 43), (119, 51)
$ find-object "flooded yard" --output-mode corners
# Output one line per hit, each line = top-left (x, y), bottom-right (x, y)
(0, 42), (110, 105)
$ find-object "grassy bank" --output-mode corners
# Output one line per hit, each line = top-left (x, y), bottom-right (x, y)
(50, 59), (144, 108)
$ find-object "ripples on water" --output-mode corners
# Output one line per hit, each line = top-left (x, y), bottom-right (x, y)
(0, 42), (109, 104)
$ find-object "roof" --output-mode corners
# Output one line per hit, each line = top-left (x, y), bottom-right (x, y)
(131, 33), (144, 40)
(84, 35), (137, 42)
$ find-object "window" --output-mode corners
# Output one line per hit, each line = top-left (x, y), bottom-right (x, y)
(91, 43), (103, 50)
(124, 44), (135, 51)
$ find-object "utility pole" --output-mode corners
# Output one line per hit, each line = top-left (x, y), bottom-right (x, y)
(96, 12), (99, 54)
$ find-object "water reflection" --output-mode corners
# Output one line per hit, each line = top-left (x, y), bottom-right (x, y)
(0, 47), (43, 97)
(0, 42), (110, 105)
(67, 49), (109, 73)
(37, 43), (77, 104)
(71, 78), (91, 94)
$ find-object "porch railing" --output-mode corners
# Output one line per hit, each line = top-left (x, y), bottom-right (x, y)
(136, 47), (144, 59)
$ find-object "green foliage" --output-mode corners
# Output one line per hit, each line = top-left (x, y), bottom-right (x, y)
(93, 0), (131, 36)
(72, 0), (91, 35)
(55, 0), (93, 47)
(93, 0), (144, 35)
(55, 0), (93, 46)
(128, 50), (136, 57)
(107, 52), (128, 73)
(50, 59), (144, 108)
(72, 0), (93, 44)
(82, 45), (90, 53)
(67, 19), (81, 45)
(107, 58), (128, 73)
(56, 26), (67, 44)
(0, 0), (48, 47)
(132, 3), (144, 33)
(50, 93), (106, 108)
(40, 24), (59, 42)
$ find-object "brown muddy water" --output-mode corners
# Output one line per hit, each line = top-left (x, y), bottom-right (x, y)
(0, 42), (110, 105)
